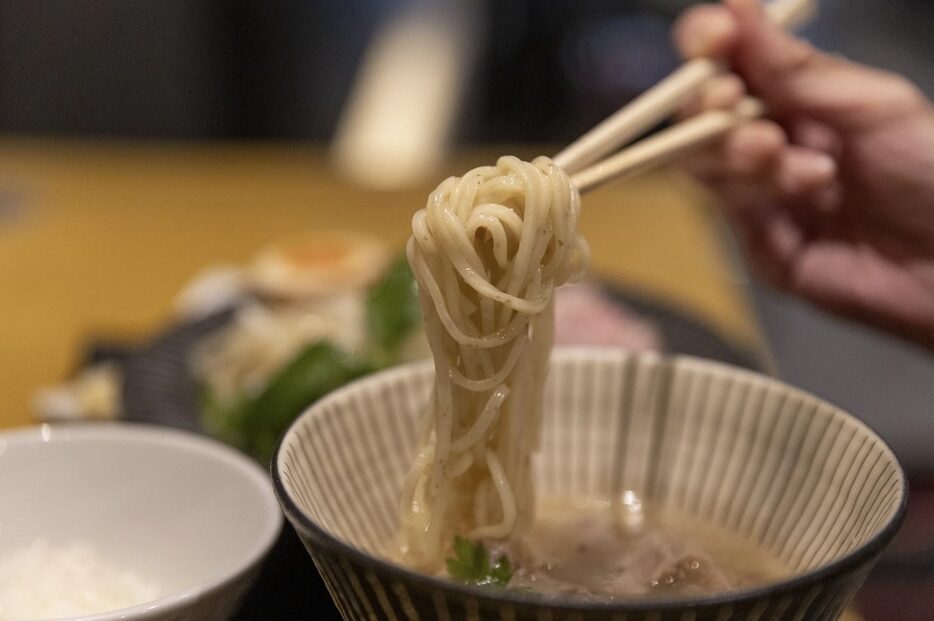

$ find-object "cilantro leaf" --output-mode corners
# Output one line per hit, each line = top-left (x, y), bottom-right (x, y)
(365, 255), (420, 365)
(445, 536), (513, 587)
(490, 554), (513, 586)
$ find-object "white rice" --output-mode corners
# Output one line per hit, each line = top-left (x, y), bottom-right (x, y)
(0, 540), (158, 620)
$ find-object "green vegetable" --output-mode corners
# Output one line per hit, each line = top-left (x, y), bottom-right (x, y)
(445, 536), (513, 587)
(203, 341), (374, 462)
(203, 256), (421, 462)
(202, 385), (252, 453)
(365, 255), (420, 366)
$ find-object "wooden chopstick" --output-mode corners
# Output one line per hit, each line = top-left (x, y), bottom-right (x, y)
(553, 0), (816, 176)
(554, 57), (724, 175)
(571, 97), (764, 193)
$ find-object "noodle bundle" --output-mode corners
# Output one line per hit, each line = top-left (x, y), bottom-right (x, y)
(400, 156), (589, 569)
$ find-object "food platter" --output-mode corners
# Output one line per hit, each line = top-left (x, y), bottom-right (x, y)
(101, 284), (761, 620)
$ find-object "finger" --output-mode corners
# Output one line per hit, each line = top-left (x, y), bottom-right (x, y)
(702, 175), (831, 223)
(757, 207), (805, 287)
(680, 121), (785, 185)
(774, 146), (838, 197)
(700, 73), (747, 111)
(701, 141), (839, 205)
(681, 120), (786, 179)
(679, 73), (746, 119)
(673, 3), (739, 59)
(725, 0), (926, 129)
(789, 241), (934, 343)
(788, 119), (844, 158)
(788, 241), (873, 314)
(722, 120), (787, 175)
(728, 204), (802, 289)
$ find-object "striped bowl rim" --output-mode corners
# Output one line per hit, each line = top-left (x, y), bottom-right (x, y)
(272, 348), (908, 613)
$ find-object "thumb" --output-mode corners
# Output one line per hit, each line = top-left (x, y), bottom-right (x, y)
(726, 0), (924, 130)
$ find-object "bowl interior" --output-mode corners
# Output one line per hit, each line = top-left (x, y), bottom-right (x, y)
(0, 424), (281, 601)
(277, 348), (905, 584)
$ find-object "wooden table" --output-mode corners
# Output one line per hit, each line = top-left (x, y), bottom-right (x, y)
(0, 138), (760, 426)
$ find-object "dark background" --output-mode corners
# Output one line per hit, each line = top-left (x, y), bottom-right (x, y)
(2, 0), (932, 142)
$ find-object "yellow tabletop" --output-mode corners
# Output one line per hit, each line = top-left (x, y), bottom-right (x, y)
(0, 138), (760, 429)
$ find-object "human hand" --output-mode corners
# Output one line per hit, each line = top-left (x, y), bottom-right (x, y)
(674, 0), (934, 348)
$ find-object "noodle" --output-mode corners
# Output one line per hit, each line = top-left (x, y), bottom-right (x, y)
(399, 155), (589, 569)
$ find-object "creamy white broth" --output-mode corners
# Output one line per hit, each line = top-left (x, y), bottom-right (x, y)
(478, 497), (787, 600)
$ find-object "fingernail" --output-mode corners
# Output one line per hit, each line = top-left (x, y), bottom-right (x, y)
(809, 153), (837, 179)
(780, 152), (837, 195)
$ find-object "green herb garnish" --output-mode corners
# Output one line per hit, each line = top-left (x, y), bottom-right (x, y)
(201, 256), (420, 463)
(445, 536), (513, 587)
(365, 255), (420, 365)
(203, 341), (374, 462)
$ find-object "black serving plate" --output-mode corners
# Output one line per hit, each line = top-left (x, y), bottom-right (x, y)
(103, 285), (761, 621)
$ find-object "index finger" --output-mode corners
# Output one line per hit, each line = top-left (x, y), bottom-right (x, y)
(673, 3), (740, 59)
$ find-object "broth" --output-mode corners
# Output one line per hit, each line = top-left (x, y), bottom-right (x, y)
(481, 497), (788, 600)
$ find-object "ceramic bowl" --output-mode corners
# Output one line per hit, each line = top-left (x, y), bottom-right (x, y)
(0, 423), (282, 621)
(274, 348), (907, 621)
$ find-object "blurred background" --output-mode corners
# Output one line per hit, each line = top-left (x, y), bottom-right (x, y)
(2, 0), (933, 141)
(2, 0), (934, 467)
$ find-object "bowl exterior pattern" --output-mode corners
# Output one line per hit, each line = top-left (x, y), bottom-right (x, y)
(276, 349), (905, 621)
(297, 541), (874, 620)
